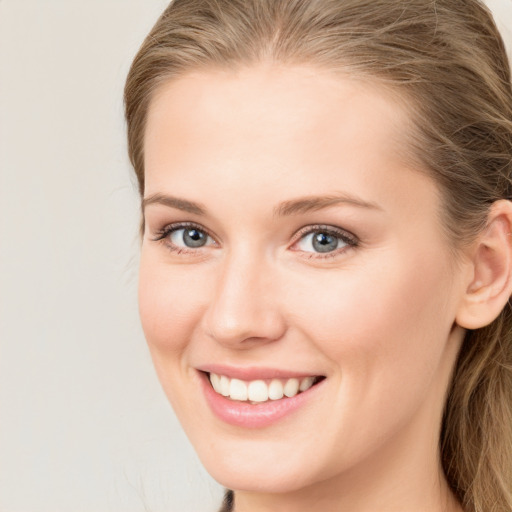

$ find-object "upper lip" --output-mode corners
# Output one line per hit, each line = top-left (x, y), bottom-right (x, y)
(197, 364), (324, 381)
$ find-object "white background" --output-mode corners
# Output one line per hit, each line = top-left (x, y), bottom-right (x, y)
(0, 1), (511, 511)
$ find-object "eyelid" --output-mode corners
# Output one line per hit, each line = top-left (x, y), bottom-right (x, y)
(152, 221), (198, 240)
(292, 224), (358, 243)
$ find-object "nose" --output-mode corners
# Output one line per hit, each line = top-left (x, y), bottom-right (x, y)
(202, 250), (287, 348)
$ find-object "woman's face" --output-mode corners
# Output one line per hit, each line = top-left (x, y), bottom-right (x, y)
(140, 65), (467, 495)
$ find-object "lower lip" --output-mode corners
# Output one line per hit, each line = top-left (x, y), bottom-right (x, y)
(200, 373), (324, 428)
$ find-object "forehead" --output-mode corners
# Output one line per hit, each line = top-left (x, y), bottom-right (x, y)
(143, 64), (437, 227)
(144, 64), (415, 180)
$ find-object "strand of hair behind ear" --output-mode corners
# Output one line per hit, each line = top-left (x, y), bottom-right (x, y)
(442, 306), (512, 512)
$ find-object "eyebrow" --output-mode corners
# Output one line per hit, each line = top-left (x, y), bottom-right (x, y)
(274, 194), (381, 217)
(142, 193), (207, 215)
(142, 192), (380, 217)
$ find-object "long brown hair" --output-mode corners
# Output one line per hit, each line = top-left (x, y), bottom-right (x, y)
(124, 1), (512, 510)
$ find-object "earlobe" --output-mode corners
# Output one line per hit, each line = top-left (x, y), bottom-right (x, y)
(456, 200), (512, 330)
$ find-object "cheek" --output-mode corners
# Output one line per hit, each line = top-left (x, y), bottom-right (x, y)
(138, 252), (214, 422)
(287, 246), (457, 401)
(138, 252), (207, 356)
(274, 248), (460, 469)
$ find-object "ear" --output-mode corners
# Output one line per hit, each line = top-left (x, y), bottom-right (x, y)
(456, 200), (512, 330)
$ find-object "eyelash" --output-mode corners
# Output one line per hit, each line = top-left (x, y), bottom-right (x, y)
(152, 222), (216, 255)
(151, 222), (359, 259)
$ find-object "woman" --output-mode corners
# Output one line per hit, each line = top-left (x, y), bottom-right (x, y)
(124, 1), (512, 511)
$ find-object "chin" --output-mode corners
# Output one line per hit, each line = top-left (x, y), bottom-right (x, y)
(187, 429), (335, 494)
(205, 457), (318, 494)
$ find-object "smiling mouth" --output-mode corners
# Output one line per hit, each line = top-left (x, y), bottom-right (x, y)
(208, 373), (325, 404)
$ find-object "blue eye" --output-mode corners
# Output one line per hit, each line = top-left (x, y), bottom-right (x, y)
(153, 223), (216, 252)
(294, 228), (356, 254)
(170, 227), (210, 248)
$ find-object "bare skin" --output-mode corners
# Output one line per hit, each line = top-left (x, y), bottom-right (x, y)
(139, 63), (512, 511)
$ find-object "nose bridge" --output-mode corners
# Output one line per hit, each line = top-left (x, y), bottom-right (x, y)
(203, 245), (285, 346)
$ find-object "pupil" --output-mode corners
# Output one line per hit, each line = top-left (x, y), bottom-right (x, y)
(183, 229), (207, 248)
(312, 232), (338, 253)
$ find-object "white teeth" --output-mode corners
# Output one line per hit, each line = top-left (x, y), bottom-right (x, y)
(268, 379), (284, 400)
(229, 378), (248, 401)
(210, 373), (221, 393)
(209, 373), (319, 403)
(284, 378), (300, 398)
(248, 380), (268, 402)
(299, 376), (315, 392)
(219, 375), (230, 396)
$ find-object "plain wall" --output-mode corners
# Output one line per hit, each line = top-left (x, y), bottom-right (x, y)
(0, 1), (511, 511)
(0, 1), (223, 511)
